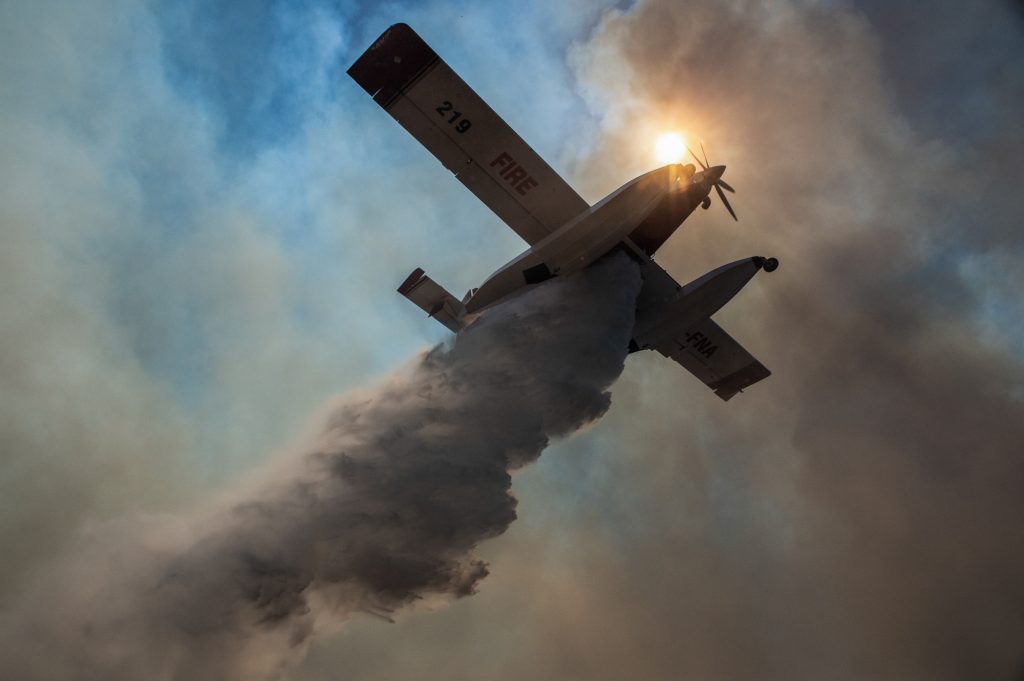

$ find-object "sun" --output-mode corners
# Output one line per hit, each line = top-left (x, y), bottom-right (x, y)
(654, 132), (687, 165)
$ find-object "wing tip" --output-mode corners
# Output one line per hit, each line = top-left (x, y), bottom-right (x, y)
(347, 23), (439, 105)
(710, 362), (772, 401)
(397, 267), (426, 295)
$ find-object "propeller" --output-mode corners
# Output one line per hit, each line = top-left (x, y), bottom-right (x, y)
(715, 184), (737, 222)
(689, 143), (738, 221)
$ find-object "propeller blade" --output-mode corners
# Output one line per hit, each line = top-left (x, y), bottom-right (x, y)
(718, 179), (736, 193)
(715, 184), (738, 221)
(700, 142), (710, 169)
(688, 147), (708, 170)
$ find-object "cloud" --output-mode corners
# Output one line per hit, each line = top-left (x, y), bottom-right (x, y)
(0, 0), (386, 603)
(0, 255), (641, 680)
(0, 0), (206, 599)
(523, 2), (1024, 678)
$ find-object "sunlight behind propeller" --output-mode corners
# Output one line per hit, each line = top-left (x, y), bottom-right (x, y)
(655, 132), (687, 164)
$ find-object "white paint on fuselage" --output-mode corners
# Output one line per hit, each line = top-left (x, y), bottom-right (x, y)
(465, 164), (689, 313)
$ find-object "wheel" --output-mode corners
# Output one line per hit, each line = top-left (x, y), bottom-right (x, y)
(762, 257), (779, 272)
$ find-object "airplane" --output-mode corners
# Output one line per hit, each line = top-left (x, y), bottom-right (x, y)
(347, 23), (778, 401)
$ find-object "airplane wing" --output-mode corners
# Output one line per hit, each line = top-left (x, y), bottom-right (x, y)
(650, 317), (771, 401)
(633, 257), (771, 401)
(347, 23), (589, 245)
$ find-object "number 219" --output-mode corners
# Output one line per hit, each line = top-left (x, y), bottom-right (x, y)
(435, 101), (472, 133)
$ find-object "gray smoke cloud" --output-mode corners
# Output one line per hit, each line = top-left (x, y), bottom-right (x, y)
(0, 254), (641, 680)
(433, 2), (1024, 680)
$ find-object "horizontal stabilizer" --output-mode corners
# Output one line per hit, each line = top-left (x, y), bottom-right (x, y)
(397, 268), (465, 333)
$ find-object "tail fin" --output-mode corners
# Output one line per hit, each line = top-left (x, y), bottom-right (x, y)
(397, 268), (466, 333)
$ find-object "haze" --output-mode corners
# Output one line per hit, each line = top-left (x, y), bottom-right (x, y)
(1, 1), (1023, 680)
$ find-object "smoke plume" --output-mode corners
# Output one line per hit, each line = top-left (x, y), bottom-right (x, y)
(0, 254), (641, 680)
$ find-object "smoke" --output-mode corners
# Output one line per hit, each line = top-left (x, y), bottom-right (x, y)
(292, 3), (1022, 680)
(416, 2), (1023, 680)
(0, 254), (641, 680)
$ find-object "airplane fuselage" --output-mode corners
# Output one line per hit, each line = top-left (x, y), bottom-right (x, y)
(465, 162), (728, 315)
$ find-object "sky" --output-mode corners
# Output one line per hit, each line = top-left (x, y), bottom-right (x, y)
(1, 0), (1023, 679)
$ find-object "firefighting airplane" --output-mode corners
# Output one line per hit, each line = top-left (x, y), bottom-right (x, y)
(348, 24), (778, 401)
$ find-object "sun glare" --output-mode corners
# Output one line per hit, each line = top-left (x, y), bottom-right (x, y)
(655, 132), (687, 165)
